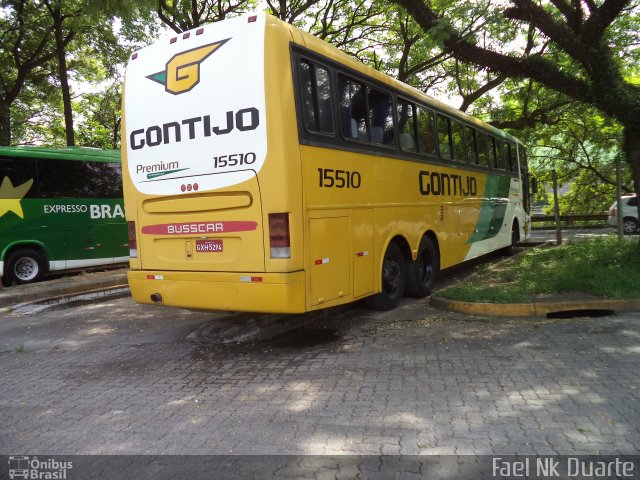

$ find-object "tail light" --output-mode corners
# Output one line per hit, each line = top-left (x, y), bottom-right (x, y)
(269, 213), (290, 258)
(128, 221), (138, 258)
(610, 205), (617, 217)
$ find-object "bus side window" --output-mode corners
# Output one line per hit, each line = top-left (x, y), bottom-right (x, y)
(500, 142), (509, 171)
(36, 158), (82, 198)
(476, 133), (488, 167)
(437, 114), (452, 161)
(493, 139), (505, 170)
(489, 137), (499, 168)
(0, 157), (15, 174)
(87, 162), (123, 197)
(416, 107), (437, 155)
(465, 127), (477, 164)
(299, 60), (334, 134)
(451, 120), (466, 162)
(338, 75), (368, 142)
(397, 99), (417, 152)
(0, 157), (36, 196)
(368, 88), (394, 147)
(508, 143), (517, 171)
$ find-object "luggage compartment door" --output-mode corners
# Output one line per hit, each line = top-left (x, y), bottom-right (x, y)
(308, 216), (350, 307)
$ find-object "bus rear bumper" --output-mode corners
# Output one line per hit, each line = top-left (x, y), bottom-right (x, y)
(127, 270), (306, 314)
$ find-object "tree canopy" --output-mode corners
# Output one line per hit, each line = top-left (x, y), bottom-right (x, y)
(389, 0), (640, 208)
(1, 0), (638, 213)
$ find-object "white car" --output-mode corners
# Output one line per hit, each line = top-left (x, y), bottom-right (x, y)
(608, 194), (639, 234)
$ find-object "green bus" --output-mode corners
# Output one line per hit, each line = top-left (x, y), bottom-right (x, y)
(0, 146), (128, 286)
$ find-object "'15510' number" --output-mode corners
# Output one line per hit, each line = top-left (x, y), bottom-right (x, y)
(318, 168), (361, 189)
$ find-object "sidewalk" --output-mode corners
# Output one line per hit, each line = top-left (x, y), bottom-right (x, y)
(0, 267), (128, 309)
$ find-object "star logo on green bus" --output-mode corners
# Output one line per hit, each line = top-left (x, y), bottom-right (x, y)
(0, 176), (33, 219)
(147, 39), (230, 95)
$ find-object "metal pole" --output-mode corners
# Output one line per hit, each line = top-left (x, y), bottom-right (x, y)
(552, 170), (562, 245)
(616, 156), (623, 238)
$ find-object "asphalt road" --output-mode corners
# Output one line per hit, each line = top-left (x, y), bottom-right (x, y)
(1, 291), (639, 457)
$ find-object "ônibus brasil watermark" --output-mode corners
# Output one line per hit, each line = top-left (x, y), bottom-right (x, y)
(8, 456), (72, 480)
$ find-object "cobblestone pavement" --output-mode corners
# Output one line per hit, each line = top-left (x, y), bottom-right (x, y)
(1, 296), (639, 456)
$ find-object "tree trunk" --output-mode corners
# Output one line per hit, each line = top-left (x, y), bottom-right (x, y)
(51, 5), (75, 146)
(623, 125), (640, 237)
(0, 101), (11, 146)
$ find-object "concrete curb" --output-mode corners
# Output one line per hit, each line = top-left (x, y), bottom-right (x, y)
(0, 272), (128, 308)
(430, 296), (640, 317)
(11, 284), (130, 314)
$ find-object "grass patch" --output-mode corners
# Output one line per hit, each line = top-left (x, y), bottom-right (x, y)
(438, 236), (640, 303)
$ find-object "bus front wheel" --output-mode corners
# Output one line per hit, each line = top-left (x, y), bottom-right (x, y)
(405, 236), (438, 298)
(5, 248), (46, 285)
(365, 242), (406, 311)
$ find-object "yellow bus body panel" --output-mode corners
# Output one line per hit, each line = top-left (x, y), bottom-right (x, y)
(128, 270), (306, 313)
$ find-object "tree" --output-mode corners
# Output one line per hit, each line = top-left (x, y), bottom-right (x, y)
(43, 0), (78, 146)
(390, 0), (640, 221)
(523, 103), (633, 214)
(157, 0), (256, 32)
(1, 0), (157, 146)
(0, 0), (60, 145)
(75, 82), (123, 149)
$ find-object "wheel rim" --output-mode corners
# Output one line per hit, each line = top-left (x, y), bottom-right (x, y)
(14, 257), (39, 281)
(382, 255), (402, 296)
(623, 219), (638, 234)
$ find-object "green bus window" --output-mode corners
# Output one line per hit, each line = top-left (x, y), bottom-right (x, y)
(368, 88), (394, 146)
(36, 159), (122, 198)
(338, 75), (368, 142)
(451, 120), (466, 162)
(437, 114), (452, 160)
(397, 100), (417, 152)
(465, 126), (477, 164)
(299, 60), (333, 134)
(476, 133), (488, 167)
(416, 107), (437, 155)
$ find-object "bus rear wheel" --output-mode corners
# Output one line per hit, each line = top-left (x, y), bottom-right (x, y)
(365, 242), (406, 311)
(405, 236), (438, 298)
(5, 248), (46, 285)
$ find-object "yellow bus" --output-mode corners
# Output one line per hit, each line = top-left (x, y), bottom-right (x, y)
(122, 13), (531, 314)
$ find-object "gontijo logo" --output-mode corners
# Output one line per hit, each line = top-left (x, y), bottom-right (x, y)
(146, 39), (230, 95)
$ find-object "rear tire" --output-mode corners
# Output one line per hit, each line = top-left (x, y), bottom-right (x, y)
(405, 236), (438, 298)
(365, 242), (406, 311)
(500, 221), (520, 256)
(623, 217), (639, 234)
(4, 248), (46, 285)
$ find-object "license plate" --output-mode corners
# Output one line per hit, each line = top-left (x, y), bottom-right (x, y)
(195, 239), (223, 253)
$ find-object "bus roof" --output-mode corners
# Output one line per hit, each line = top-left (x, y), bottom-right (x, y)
(274, 15), (522, 146)
(0, 146), (120, 163)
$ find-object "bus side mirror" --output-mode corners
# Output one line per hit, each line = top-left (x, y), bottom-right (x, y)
(530, 176), (538, 194)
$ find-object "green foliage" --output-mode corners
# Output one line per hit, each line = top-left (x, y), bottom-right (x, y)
(517, 103), (633, 215)
(439, 237), (640, 303)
